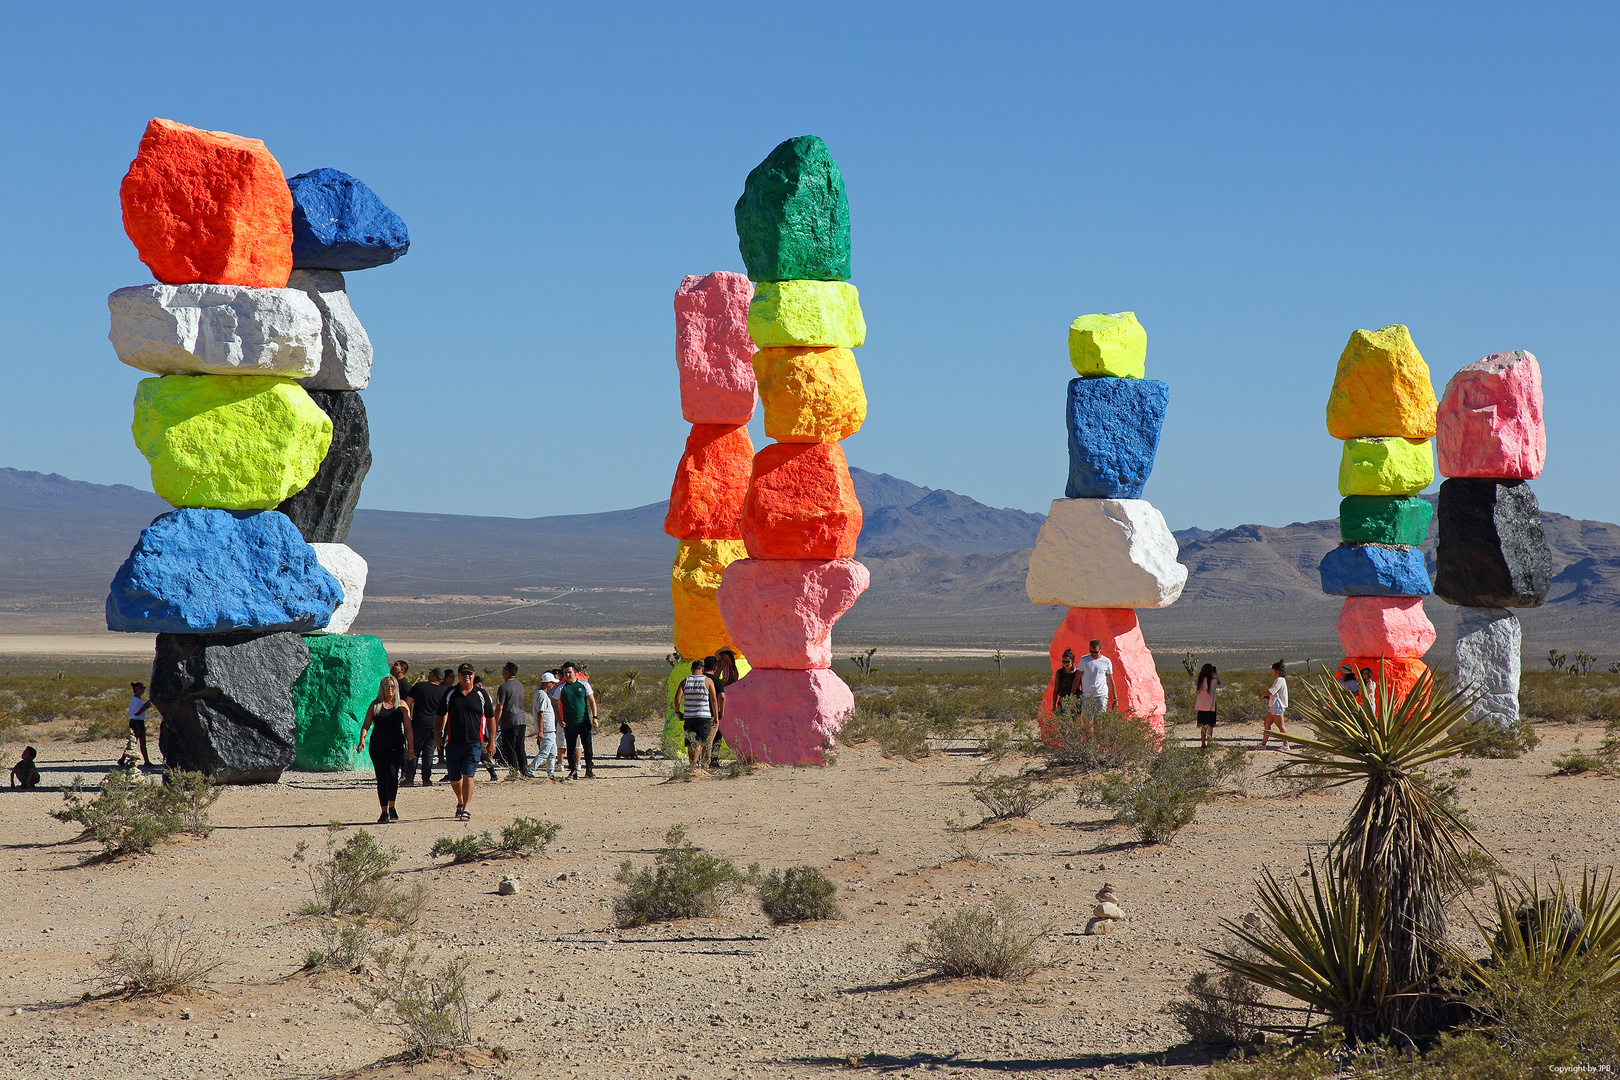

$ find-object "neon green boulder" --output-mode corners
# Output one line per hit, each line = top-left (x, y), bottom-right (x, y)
(747, 280), (865, 349)
(1068, 312), (1146, 378)
(1338, 437), (1435, 497)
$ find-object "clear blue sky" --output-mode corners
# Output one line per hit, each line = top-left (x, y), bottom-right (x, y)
(2, 3), (1615, 531)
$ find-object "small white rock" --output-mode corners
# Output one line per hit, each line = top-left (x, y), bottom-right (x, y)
(1026, 498), (1187, 609)
(108, 283), (322, 376)
(499, 876), (521, 896)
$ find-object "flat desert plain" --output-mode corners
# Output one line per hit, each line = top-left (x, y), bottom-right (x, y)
(1, 715), (1616, 1080)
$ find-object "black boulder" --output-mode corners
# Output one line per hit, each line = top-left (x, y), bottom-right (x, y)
(278, 389), (371, 544)
(1434, 479), (1551, 608)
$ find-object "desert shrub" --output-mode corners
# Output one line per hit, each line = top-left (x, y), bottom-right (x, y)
(165, 769), (222, 836)
(361, 941), (472, 1060)
(305, 917), (382, 973)
(902, 892), (1053, 982)
(1078, 736), (1228, 844)
(613, 824), (752, 928)
(428, 817), (561, 864)
(1518, 671), (1620, 723)
(1166, 969), (1268, 1050)
(1043, 706), (1157, 771)
(839, 707), (930, 760)
(1456, 717), (1539, 758)
(95, 912), (223, 996)
(0, 676), (131, 739)
(294, 827), (426, 924)
(757, 866), (841, 924)
(1552, 745), (1615, 775)
(968, 768), (1058, 819)
(50, 769), (215, 858)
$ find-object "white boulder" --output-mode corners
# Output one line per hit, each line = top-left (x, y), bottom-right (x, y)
(1452, 606), (1520, 726)
(310, 543), (368, 634)
(1025, 499), (1187, 609)
(288, 270), (374, 390)
(108, 284), (322, 376)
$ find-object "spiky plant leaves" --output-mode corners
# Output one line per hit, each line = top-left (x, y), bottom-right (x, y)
(1457, 866), (1620, 997)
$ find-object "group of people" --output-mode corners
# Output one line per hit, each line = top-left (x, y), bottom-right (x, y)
(1193, 660), (1289, 749)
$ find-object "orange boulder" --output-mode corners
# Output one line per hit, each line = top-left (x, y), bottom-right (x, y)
(663, 424), (754, 539)
(1039, 607), (1166, 738)
(120, 118), (294, 288)
(740, 442), (862, 559)
(1340, 655), (1431, 704)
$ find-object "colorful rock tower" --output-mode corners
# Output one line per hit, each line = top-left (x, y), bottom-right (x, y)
(1026, 313), (1185, 737)
(1319, 325), (1438, 699)
(1433, 351), (1550, 727)
(716, 136), (870, 764)
(105, 119), (406, 781)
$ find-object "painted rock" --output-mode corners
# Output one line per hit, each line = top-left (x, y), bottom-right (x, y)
(133, 375), (332, 509)
(1338, 437), (1434, 497)
(108, 284), (321, 377)
(107, 509), (342, 634)
(287, 270), (373, 391)
(718, 558), (870, 669)
(1338, 655), (1430, 703)
(1318, 544), (1433, 597)
(734, 135), (851, 282)
(754, 346), (866, 443)
(151, 630), (308, 783)
(120, 118), (294, 288)
(1040, 607), (1167, 735)
(1433, 479), (1551, 607)
(740, 442), (862, 560)
(1452, 606), (1521, 727)
(310, 543), (367, 635)
(1335, 596), (1436, 658)
(747, 280), (865, 349)
(719, 668), (854, 765)
(1325, 325), (1437, 440)
(292, 633), (389, 771)
(1025, 499), (1187, 609)
(1068, 312), (1146, 379)
(1065, 377), (1169, 499)
(664, 424), (754, 540)
(661, 653), (753, 756)
(276, 389), (372, 544)
(287, 168), (410, 271)
(671, 538), (748, 659)
(676, 272), (757, 425)
(1340, 495), (1433, 546)
(1436, 351), (1546, 480)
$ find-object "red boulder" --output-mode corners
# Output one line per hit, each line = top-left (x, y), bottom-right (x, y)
(740, 442), (861, 559)
(664, 424), (754, 540)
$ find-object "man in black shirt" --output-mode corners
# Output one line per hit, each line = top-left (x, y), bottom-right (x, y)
(439, 664), (494, 820)
(405, 668), (447, 786)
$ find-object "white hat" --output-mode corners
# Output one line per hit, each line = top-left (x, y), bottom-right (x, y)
(540, 671), (559, 683)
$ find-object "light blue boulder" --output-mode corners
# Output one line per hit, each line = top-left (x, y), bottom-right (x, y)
(1319, 543), (1432, 597)
(1065, 377), (1169, 499)
(288, 169), (410, 271)
(107, 509), (343, 633)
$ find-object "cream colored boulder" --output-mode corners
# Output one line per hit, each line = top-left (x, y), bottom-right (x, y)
(309, 542), (367, 634)
(1025, 499), (1187, 609)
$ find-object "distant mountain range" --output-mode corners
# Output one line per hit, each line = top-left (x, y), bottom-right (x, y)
(4, 466), (1619, 662)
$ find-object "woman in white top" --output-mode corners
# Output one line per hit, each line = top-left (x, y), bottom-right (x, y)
(1259, 660), (1289, 749)
(1194, 664), (1221, 749)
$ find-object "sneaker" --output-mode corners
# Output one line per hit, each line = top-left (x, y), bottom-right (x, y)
(584, 770), (596, 779)
(377, 811), (390, 825)
(422, 777), (434, 786)
(522, 771), (536, 779)
(389, 807), (399, 822)
(566, 771), (579, 781)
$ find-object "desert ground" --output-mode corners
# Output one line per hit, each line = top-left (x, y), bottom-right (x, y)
(2, 686), (1618, 1080)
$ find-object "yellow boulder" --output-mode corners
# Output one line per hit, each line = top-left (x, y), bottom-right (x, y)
(1068, 312), (1145, 378)
(671, 538), (747, 658)
(753, 346), (867, 442)
(1339, 437), (1435, 497)
(1326, 325), (1437, 439)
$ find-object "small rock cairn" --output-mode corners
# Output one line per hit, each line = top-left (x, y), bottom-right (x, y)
(1433, 352), (1550, 725)
(1024, 313), (1186, 740)
(713, 136), (870, 765)
(105, 118), (407, 781)
(1087, 882), (1125, 935)
(1319, 326), (1440, 696)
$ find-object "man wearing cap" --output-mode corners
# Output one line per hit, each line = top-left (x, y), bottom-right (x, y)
(439, 664), (494, 820)
(405, 668), (447, 786)
(529, 672), (561, 781)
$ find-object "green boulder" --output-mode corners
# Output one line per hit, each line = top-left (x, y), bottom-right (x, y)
(1340, 495), (1433, 545)
(292, 633), (388, 771)
(735, 136), (851, 282)
(133, 374), (333, 509)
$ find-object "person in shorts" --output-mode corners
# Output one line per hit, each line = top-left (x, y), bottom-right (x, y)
(1260, 660), (1289, 749)
(1079, 641), (1116, 718)
(680, 660), (718, 768)
(1194, 664), (1222, 749)
(440, 664), (494, 819)
(125, 683), (154, 767)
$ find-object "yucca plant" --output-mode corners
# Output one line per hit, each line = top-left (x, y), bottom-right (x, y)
(1460, 866), (1620, 996)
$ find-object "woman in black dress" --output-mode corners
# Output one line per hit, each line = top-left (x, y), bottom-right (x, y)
(357, 676), (413, 824)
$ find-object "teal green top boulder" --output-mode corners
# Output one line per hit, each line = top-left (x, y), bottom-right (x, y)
(133, 374), (333, 510)
(1340, 495), (1433, 546)
(735, 136), (851, 282)
(292, 633), (388, 771)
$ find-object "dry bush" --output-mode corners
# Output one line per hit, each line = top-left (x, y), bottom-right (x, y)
(0, 675), (134, 740)
(295, 827), (426, 924)
(1166, 969), (1268, 1049)
(1456, 717), (1539, 759)
(51, 769), (218, 859)
(839, 707), (931, 760)
(757, 866), (841, 925)
(429, 816), (561, 864)
(305, 917), (383, 973)
(360, 941), (472, 1060)
(96, 912), (223, 996)
(1044, 707), (1157, 771)
(902, 893), (1053, 982)
(968, 769), (1058, 819)
(613, 824), (752, 928)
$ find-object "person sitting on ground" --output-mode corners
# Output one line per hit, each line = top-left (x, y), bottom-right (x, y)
(1052, 649), (1079, 714)
(1195, 663), (1222, 749)
(125, 682), (153, 767)
(10, 746), (40, 790)
(680, 660), (719, 769)
(1260, 660), (1289, 749)
(616, 723), (637, 759)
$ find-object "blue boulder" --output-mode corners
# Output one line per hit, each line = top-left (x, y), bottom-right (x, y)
(1319, 543), (1433, 597)
(107, 509), (344, 634)
(1065, 377), (1169, 499)
(288, 168), (410, 271)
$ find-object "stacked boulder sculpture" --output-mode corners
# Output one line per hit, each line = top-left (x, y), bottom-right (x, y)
(1319, 325), (1438, 700)
(1434, 352), (1550, 727)
(714, 137), (870, 764)
(1025, 312), (1185, 737)
(105, 118), (406, 781)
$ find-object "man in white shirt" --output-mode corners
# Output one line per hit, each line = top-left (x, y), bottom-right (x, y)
(1078, 640), (1116, 718)
(1260, 660), (1290, 748)
(529, 672), (561, 781)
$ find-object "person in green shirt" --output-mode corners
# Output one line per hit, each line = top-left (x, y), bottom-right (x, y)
(557, 662), (598, 780)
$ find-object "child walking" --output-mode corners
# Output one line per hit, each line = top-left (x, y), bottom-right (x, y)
(1259, 660), (1289, 749)
(1194, 664), (1221, 749)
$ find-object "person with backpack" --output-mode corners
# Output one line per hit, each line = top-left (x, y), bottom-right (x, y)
(439, 664), (494, 820)
(680, 660), (719, 769)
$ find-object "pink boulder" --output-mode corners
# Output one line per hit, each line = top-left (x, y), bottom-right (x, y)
(719, 668), (854, 765)
(676, 272), (757, 425)
(1039, 607), (1166, 736)
(1437, 351), (1545, 479)
(1336, 596), (1436, 659)
(718, 558), (869, 669)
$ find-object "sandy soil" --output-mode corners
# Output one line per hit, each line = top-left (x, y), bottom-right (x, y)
(1, 716), (1617, 1079)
